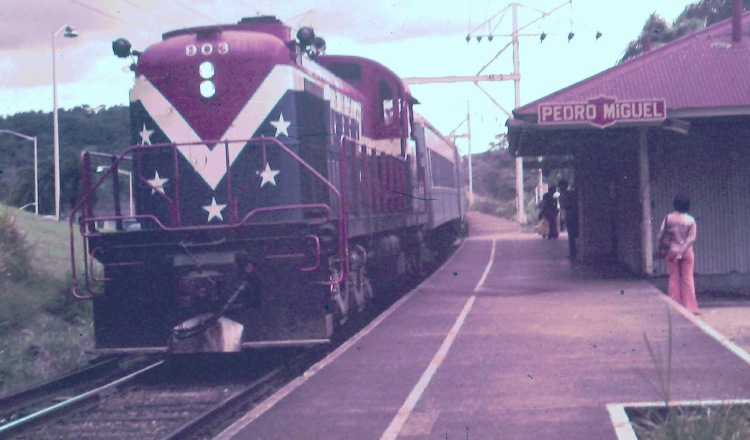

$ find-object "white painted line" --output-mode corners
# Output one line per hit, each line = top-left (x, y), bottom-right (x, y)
(658, 294), (750, 365)
(624, 398), (750, 408)
(606, 403), (638, 440)
(214, 238), (469, 440)
(379, 239), (496, 440)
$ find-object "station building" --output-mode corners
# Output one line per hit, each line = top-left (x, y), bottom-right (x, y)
(507, 9), (750, 287)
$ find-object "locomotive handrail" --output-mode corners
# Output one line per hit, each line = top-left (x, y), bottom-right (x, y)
(70, 136), (348, 299)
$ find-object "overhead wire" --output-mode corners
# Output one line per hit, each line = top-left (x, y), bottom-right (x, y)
(168, 0), (220, 25)
(67, 0), (161, 35)
(121, 0), (185, 28)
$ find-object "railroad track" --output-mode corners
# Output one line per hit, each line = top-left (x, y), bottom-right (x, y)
(0, 356), (157, 429)
(0, 349), (316, 440)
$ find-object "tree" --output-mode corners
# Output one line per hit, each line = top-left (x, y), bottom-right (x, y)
(620, 0), (750, 62)
(0, 106), (130, 215)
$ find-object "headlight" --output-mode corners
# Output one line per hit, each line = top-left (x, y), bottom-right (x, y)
(199, 61), (215, 79)
(200, 80), (216, 98)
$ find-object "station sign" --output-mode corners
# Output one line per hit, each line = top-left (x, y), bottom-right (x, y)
(538, 96), (667, 128)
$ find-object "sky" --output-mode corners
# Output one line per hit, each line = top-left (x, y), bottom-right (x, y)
(0, 0), (694, 155)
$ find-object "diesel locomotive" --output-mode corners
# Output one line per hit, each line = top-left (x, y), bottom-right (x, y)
(69, 16), (465, 353)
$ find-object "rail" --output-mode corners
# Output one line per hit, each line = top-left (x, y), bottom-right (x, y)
(69, 136), (346, 300)
(0, 360), (164, 437)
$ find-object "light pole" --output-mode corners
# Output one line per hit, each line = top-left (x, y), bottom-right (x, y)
(0, 130), (38, 215)
(53, 24), (78, 221)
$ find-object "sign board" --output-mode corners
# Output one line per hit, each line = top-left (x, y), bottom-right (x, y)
(538, 96), (666, 128)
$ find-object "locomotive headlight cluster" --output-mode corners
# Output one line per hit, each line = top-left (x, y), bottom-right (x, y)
(199, 61), (216, 98)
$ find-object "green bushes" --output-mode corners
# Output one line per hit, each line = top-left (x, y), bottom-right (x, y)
(0, 209), (32, 282)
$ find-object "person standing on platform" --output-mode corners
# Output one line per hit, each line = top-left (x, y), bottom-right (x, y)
(538, 190), (559, 240)
(657, 194), (699, 315)
(557, 180), (569, 232)
(561, 189), (579, 258)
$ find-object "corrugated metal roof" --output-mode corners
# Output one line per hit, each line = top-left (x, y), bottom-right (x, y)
(514, 11), (750, 118)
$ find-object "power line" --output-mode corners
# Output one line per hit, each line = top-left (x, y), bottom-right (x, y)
(168, 0), (220, 25)
(121, 0), (185, 28)
(67, 0), (160, 35)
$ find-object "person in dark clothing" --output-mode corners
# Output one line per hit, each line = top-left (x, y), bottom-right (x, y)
(562, 190), (579, 258)
(538, 192), (559, 240)
(234, 252), (263, 309)
(557, 180), (569, 232)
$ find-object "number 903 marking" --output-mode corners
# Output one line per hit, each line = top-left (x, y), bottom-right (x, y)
(186, 42), (229, 56)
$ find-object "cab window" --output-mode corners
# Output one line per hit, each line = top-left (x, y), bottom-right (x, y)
(379, 81), (395, 125)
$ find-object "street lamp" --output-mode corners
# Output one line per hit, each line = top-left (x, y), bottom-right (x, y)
(96, 166), (134, 216)
(53, 24), (78, 221)
(0, 130), (38, 215)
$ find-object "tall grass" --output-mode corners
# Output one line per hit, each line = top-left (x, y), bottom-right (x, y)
(630, 307), (750, 438)
(0, 207), (94, 395)
(0, 209), (32, 282)
(632, 405), (750, 440)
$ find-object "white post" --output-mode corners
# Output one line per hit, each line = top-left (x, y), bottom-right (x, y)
(0, 130), (39, 215)
(52, 31), (60, 221)
(52, 24), (78, 221)
(33, 136), (38, 215)
(512, 2), (527, 223)
(639, 128), (653, 275)
(467, 101), (474, 206)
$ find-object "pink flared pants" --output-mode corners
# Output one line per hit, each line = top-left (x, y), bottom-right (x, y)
(666, 248), (699, 314)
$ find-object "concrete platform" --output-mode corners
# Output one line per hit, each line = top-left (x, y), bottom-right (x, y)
(217, 211), (750, 440)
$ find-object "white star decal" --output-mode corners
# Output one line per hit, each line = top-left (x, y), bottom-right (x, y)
(139, 124), (154, 145)
(203, 197), (227, 222)
(147, 171), (169, 195)
(259, 163), (280, 187)
(270, 113), (291, 137)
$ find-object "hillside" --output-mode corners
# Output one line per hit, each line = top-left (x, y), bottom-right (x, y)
(0, 206), (93, 395)
(466, 148), (541, 223)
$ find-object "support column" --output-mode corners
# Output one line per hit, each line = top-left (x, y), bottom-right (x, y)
(512, 2), (527, 223)
(639, 128), (653, 275)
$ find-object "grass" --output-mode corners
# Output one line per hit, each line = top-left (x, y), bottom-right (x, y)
(0, 206), (94, 396)
(629, 307), (750, 439)
(630, 405), (750, 439)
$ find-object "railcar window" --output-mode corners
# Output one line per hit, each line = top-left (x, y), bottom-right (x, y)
(429, 151), (457, 188)
(327, 62), (362, 85)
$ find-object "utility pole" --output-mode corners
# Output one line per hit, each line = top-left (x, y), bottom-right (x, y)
(406, 1), (571, 224)
(447, 106), (473, 206)
(511, 2), (526, 223)
(467, 101), (473, 206)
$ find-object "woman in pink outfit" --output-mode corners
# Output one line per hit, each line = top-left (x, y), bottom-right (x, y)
(657, 194), (699, 315)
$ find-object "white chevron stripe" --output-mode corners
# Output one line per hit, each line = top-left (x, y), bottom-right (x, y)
(130, 65), (295, 190)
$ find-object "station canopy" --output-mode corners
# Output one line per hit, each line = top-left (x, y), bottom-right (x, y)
(507, 10), (750, 156)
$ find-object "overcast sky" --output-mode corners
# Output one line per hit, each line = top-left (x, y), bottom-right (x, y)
(0, 0), (693, 154)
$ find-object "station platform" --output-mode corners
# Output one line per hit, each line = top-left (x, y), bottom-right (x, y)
(217, 211), (750, 440)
